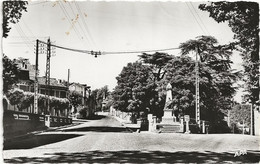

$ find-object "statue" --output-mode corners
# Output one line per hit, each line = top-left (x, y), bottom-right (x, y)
(161, 83), (174, 124)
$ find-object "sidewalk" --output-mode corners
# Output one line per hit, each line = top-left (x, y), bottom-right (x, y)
(110, 114), (141, 130)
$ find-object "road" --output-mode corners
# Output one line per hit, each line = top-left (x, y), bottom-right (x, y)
(3, 114), (260, 163)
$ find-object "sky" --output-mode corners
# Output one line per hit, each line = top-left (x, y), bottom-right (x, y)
(2, 0), (244, 101)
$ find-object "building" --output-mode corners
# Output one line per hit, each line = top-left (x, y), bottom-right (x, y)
(69, 83), (94, 118)
(6, 57), (69, 117)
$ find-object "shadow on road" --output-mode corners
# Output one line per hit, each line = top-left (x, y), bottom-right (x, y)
(86, 115), (106, 120)
(4, 150), (260, 163)
(63, 126), (132, 133)
(4, 133), (82, 150)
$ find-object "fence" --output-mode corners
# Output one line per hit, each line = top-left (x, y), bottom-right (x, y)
(45, 115), (72, 127)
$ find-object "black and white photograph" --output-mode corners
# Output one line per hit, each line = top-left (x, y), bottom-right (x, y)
(1, 0), (260, 163)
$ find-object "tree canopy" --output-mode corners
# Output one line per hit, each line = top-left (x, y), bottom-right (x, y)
(199, 2), (259, 106)
(112, 36), (239, 132)
(113, 62), (158, 117)
(3, 55), (20, 94)
(139, 52), (173, 81)
(68, 90), (82, 113)
(3, 0), (28, 38)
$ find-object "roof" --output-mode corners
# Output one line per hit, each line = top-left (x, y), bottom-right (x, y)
(70, 83), (90, 88)
(38, 77), (67, 88)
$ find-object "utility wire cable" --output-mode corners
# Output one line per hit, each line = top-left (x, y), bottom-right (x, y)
(185, 2), (207, 34)
(103, 47), (180, 55)
(189, 2), (210, 35)
(75, 2), (96, 48)
(67, 2), (91, 46)
(39, 40), (179, 55)
(58, 2), (84, 43)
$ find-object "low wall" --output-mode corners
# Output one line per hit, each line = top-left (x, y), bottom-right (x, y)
(3, 110), (46, 139)
(45, 115), (72, 127)
(3, 110), (72, 139)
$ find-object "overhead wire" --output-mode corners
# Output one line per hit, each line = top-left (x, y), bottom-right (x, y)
(57, 1), (84, 44)
(189, 2), (210, 35)
(67, 2), (92, 47)
(28, 1), (50, 6)
(38, 39), (179, 55)
(15, 23), (33, 50)
(74, 1), (96, 48)
(185, 2), (207, 34)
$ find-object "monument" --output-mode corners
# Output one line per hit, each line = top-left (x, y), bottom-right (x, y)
(157, 83), (183, 133)
(161, 83), (175, 124)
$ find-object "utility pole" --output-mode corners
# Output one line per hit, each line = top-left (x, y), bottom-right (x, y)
(34, 39), (39, 114)
(195, 46), (200, 125)
(45, 38), (51, 114)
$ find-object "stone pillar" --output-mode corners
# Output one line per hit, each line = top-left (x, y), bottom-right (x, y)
(180, 117), (184, 133)
(184, 115), (190, 134)
(185, 120), (190, 134)
(254, 109), (259, 136)
(148, 114), (153, 132)
(153, 116), (157, 130)
(45, 115), (51, 127)
(202, 121), (205, 134)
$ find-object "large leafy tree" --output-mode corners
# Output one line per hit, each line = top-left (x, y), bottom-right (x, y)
(113, 62), (157, 118)
(90, 85), (110, 111)
(139, 52), (173, 81)
(139, 52), (173, 118)
(68, 91), (82, 113)
(158, 55), (236, 132)
(3, 55), (20, 94)
(179, 35), (233, 71)
(3, 0), (28, 38)
(179, 36), (240, 108)
(230, 104), (251, 127)
(199, 2), (259, 107)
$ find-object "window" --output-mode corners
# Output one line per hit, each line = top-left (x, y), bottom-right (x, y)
(60, 91), (66, 98)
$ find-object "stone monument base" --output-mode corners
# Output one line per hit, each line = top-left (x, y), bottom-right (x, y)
(157, 109), (182, 133)
(157, 122), (182, 133)
(161, 109), (176, 124)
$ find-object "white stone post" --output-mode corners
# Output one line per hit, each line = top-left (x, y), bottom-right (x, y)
(202, 121), (205, 134)
(180, 117), (184, 133)
(148, 114), (153, 132)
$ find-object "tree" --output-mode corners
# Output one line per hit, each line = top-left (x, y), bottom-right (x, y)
(179, 35), (233, 71)
(90, 86), (110, 111)
(139, 52), (173, 81)
(139, 52), (173, 118)
(2, 55), (20, 94)
(179, 36), (240, 110)
(5, 88), (23, 107)
(3, 0), (28, 38)
(199, 2), (259, 107)
(230, 104), (251, 126)
(113, 62), (156, 118)
(158, 55), (236, 132)
(68, 91), (82, 113)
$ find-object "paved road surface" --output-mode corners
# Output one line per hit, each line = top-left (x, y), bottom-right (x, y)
(3, 115), (260, 163)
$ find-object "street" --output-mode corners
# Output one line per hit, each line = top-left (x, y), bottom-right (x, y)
(3, 115), (260, 163)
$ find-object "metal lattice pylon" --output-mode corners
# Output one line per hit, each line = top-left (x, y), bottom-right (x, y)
(45, 38), (51, 114)
(195, 48), (200, 125)
(34, 40), (39, 114)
